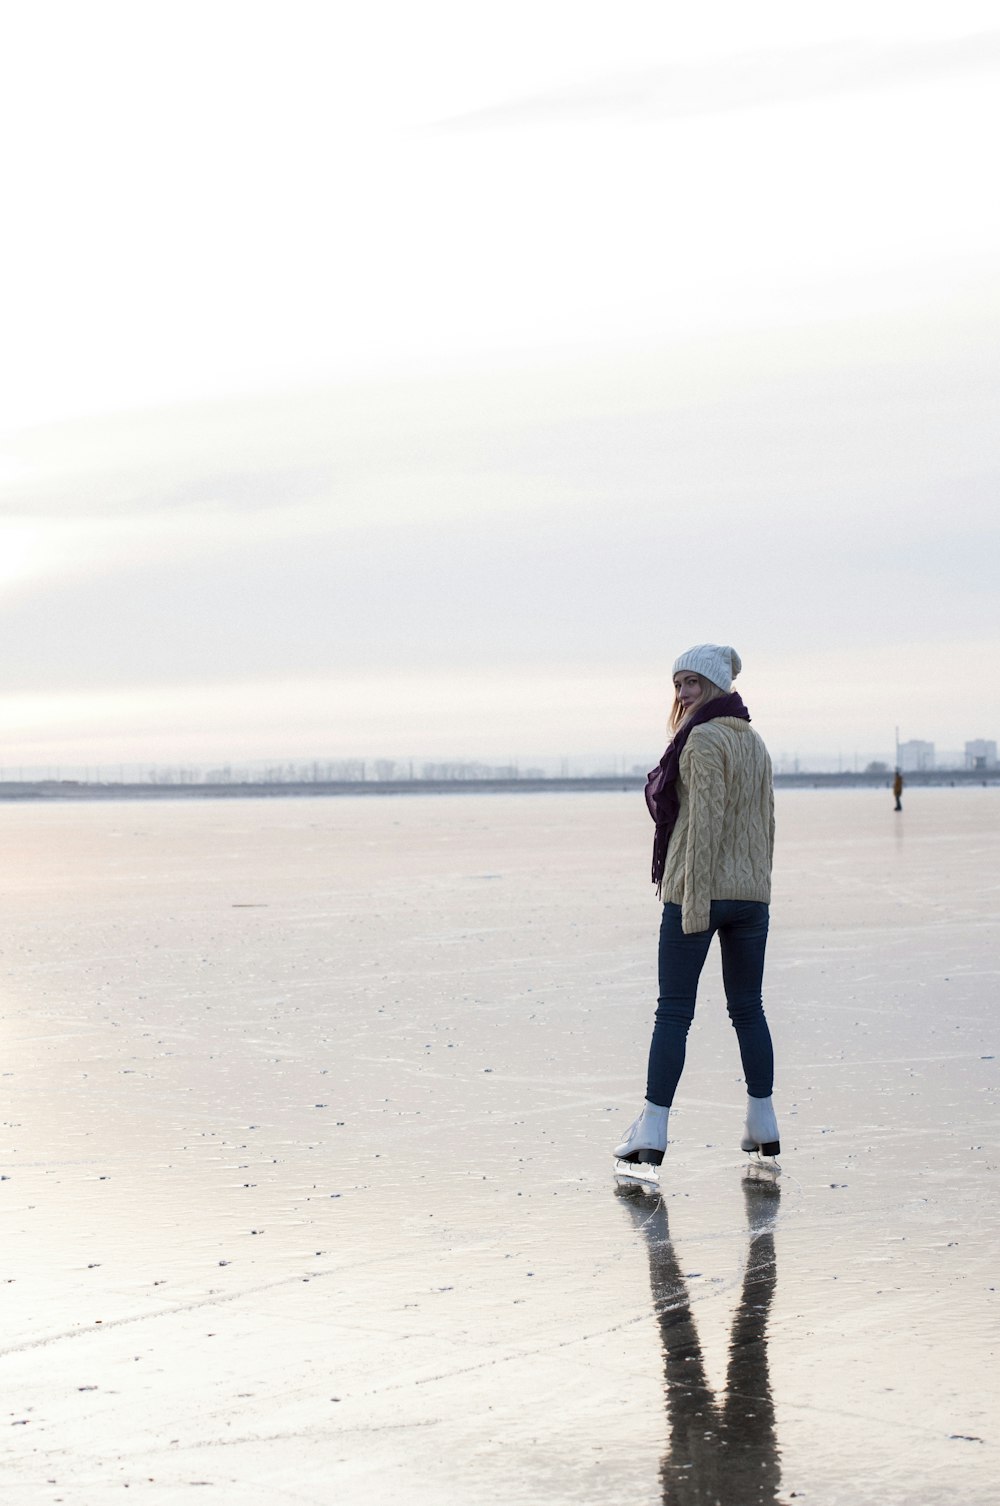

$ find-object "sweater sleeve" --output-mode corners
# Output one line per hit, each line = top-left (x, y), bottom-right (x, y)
(679, 731), (727, 934)
(767, 775), (775, 870)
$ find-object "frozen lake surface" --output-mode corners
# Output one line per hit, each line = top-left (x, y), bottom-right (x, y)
(1, 788), (997, 1503)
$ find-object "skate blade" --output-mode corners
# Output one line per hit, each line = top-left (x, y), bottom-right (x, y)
(743, 1152), (781, 1181)
(614, 1161), (660, 1189)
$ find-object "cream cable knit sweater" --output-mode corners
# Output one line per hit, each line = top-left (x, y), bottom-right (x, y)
(658, 717), (774, 934)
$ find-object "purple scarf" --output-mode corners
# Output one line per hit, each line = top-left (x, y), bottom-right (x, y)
(645, 692), (751, 885)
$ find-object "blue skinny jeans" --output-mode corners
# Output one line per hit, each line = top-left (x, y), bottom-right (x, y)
(646, 900), (774, 1107)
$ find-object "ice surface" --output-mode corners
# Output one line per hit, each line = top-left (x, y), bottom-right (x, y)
(0, 789), (997, 1503)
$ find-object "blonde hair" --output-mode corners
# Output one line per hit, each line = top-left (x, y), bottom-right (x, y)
(669, 673), (726, 735)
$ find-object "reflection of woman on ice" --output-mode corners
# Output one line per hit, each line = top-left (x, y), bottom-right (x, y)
(614, 644), (780, 1167)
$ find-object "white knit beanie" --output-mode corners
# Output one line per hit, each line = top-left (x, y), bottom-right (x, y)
(672, 644), (742, 694)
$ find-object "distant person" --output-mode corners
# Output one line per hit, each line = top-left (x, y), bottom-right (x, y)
(893, 768), (904, 811)
(614, 644), (779, 1169)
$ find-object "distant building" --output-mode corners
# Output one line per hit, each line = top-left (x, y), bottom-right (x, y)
(965, 739), (998, 771)
(899, 739), (935, 772)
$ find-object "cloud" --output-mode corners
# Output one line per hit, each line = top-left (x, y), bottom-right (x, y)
(2, 293), (998, 759)
(0, 668), (670, 767)
(437, 32), (1000, 130)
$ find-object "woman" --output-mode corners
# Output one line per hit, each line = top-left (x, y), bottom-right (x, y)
(614, 643), (779, 1167)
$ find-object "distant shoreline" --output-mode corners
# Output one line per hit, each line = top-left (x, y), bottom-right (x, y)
(0, 770), (996, 802)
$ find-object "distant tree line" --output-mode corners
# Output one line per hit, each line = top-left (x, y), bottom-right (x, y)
(129, 760), (533, 785)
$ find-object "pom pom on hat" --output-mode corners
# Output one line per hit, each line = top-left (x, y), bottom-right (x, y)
(672, 644), (741, 693)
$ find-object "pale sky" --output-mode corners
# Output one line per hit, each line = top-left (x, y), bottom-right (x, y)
(2, 1), (998, 772)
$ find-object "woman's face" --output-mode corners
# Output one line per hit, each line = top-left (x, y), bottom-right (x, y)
(673, 672), (703, 713)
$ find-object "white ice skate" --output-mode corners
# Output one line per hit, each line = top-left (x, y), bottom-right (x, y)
(740, 1094), (780, 1161)
(613, 1101), (669, 1169)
